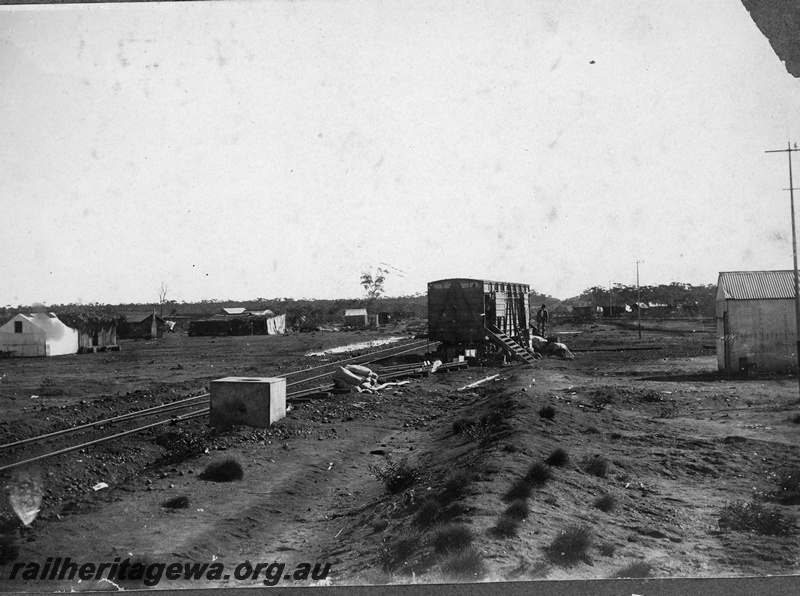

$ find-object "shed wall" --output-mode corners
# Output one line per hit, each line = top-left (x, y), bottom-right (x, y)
(717, 298), (797, 373)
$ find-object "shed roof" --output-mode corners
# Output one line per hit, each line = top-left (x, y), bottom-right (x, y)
(717, 270), (796, 300)
(222, 307), (247, 315)
(126, 313), (165, 324)
(344, 309), (368, 317)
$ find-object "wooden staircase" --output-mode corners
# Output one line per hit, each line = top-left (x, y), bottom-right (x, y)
(486, 326), (537, 365)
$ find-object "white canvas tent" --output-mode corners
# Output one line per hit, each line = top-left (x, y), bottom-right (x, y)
(0, 313), (79, 357)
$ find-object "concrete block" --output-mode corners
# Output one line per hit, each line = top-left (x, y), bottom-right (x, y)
(210, 377), (286, 430)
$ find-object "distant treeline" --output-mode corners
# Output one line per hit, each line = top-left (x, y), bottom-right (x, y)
(0, 295), (430, 328)
(576, 283), (716, 316)
(0, 283), (716, 328)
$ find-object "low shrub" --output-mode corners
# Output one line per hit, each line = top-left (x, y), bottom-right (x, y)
(369, 456), (420, 494)
(613, 561), (652, 578)
(656, 399), (679, 419)
(718, 501), (795, 536)
(453, 412), (503, 444)
(584, 456), (610, 479)
(589, 389), (614, 411)
(539, 405), (556, 420)
(546, 524), (594, 567)
(431, 524), (474, 555)
(594, 494), (618, 513)
(502, 478), (534, 502)
(490, 515), (521, 538)
(381, 530), (423, 572)
(200, 457), (244, 482)
(452, 417), (473, 435)
(414, 497), (443, 529)
(777, 467), (800, 494)
(439, 546), (487, 580)
(524, 461), (553, 486)
(504, 499), (530, 521)
(545, 448), (570, 468)
(598, 543), (616, 557)
(442, 470), (474, 500)
(480, 410), (504, 427)
(161, 495), (190, 509)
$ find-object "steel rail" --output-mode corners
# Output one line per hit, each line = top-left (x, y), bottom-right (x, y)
(0, 339), (431, 455)
(0, 409), (210, 473)
(0, 394), (210, 453)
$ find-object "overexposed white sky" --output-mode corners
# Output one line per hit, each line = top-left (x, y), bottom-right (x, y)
(2, 0), (800, 305)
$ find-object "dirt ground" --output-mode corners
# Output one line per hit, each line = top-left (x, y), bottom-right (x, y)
(1, 319), (800, 590)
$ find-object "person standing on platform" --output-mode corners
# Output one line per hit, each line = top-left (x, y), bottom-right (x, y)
(536, 304), (549, 337)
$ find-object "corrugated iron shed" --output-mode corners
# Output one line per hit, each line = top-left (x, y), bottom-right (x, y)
(718, 270), (796, 300)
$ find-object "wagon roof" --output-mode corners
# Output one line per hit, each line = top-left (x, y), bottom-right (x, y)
(428, 278), (530, 288)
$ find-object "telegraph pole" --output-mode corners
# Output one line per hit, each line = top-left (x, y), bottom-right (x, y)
(766, 142), (800, 395)
(635, 260), (644, 340)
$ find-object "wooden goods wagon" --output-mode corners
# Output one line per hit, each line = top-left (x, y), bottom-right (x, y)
(427, 278), (533, 361)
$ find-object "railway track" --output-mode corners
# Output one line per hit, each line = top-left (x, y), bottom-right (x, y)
(0, 338), (434, 473)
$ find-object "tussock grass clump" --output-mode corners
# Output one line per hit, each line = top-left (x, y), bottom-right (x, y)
(502, 478), (534, 502)
(774, 467), (800, 504)
(452, 411), (504, 443)
(161, 495), (190, 509)
(599, 543), (616, 557)
(613, 561), (653, 578)
(718, 501), (795, 536)
(0, 535), (20, 565)
(200, 457), (244, 482)
(504, 499), (530, 521)
(414, 497), (443, 528)
(594, 493), (618, 513)
(369, 456), (420, 494)
(524, 461), (553, 487)
(490, 515), (521, 538)
(539, 405), (556, 420)
(656, 399), (679, 419)
(442, 469), (474, 500)
(589, 389), (615, 411)
(546, 524), (594, 567)
(584, 456), (610, 479)
(439, 546), (487, 580)
(431, 523), (474, 555)
(777, 467), (800, 493)
(452, 417), (473, 435)
(381, 530), (423, 572)
(480, 410), (504, 427)
(545, 447), (570, 468)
